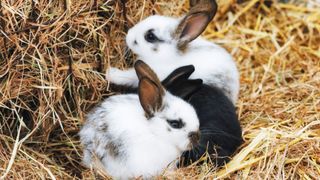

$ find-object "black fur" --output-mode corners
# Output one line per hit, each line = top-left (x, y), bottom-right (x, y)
(108, 64), (243, 167)
(111, 64), (203, 100)
(164, 65), (243, 167)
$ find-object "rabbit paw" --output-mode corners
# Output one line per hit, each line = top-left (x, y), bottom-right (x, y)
(106, 67), (136, 86)
(106, 67), (122, 83)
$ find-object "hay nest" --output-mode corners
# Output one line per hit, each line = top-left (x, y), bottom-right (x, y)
(0, 0), (319, 179)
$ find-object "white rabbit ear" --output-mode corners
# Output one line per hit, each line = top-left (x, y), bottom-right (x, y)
(175, 0), (217, 49)
(139, 78), (164, 118)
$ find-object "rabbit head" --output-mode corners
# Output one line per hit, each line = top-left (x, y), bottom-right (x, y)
(126, 0), (217, 62)
(134, 60), (201, 151)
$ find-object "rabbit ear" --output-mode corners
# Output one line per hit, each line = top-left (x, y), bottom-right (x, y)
(162, 65), (195, 88)
(139, 78), (164, 118)
(189, 0), (199, 7)
(134, 60), (162, 86)
(169, 79), (203, 101)
(162, 65), (201, 100)
(175, 0), (217, 49)
(135, 60), (165, 117)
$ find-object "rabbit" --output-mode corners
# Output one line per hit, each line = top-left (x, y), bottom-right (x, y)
(161, 65), (243, 167)
(79, 60), (203, 179)
(106, 0), (240, 104)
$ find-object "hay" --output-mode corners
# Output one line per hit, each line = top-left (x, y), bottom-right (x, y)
(0, 0), (319, 179)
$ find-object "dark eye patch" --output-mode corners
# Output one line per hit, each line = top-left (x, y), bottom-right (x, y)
(167, 119), (185, 129)
(144, 29), (163, 43)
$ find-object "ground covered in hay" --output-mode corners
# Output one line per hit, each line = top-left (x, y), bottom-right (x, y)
(0, 0), (319, 179)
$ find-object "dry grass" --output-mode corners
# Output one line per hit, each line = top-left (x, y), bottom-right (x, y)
(0, 0), (319, 179)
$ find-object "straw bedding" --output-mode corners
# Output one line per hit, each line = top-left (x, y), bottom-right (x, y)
(0, 0), (319, 179)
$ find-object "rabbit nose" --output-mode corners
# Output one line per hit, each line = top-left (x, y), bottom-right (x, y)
(188, 131), (200, 145)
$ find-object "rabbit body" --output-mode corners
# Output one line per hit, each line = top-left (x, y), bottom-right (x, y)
(162, 65), (242, 167)
(80, 61), (201, 179)
(80, 95), (181, 179)
(179, 85), (242, 166)
(108, 15), (239, 104)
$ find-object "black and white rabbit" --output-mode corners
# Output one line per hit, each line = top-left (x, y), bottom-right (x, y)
(79, 61), (202, 179)
(106, 0), (240, 104)
(162, 65), (243, 167)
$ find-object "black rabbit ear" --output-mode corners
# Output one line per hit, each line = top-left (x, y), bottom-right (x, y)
(162, 65), (195, 89)
(169, 79), (203, 101)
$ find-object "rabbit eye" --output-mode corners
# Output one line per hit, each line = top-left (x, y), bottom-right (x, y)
(144, 29), (161, 43)
(167, 119), (184, 129)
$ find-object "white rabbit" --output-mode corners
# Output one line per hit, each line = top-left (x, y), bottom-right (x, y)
(107, 0), (239, 104)
(80, 60), (201, 179)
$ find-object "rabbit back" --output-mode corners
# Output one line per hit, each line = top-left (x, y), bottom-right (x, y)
(179, 84), (242, 166)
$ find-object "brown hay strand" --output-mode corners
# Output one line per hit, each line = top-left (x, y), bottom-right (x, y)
(1, 0), (320, 179)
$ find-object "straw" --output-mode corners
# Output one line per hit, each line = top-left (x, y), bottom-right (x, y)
(0, 0), (319, 179)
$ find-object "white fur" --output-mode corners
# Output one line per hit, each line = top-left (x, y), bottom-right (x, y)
(106, 15), (239, 104)
(79, 92), (199, 179)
